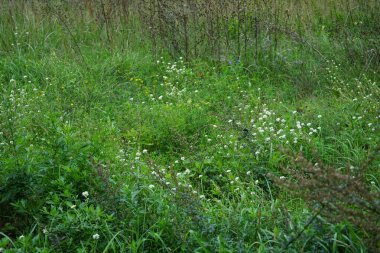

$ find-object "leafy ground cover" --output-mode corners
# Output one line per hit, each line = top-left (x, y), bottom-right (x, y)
(0, 1), (379, 252)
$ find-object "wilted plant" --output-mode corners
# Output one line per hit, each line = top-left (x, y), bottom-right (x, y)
(272, 147), (380, 252)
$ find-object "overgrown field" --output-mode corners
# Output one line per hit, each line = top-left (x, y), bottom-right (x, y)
(0, 1), (379, 252)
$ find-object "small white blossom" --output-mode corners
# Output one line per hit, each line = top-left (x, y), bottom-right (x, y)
(93, 234), (100, 240)
(82, 191), (89, 198)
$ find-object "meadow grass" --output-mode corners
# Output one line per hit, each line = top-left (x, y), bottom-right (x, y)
(0, 1), (379, 252)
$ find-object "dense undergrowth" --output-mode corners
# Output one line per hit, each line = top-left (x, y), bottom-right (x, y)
(0, 1), (379, 252)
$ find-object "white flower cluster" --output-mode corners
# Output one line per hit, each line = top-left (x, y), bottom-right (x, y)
(218, 104), (322, 158)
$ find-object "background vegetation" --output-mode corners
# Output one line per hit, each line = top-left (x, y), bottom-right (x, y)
(0, 0), (379, 252)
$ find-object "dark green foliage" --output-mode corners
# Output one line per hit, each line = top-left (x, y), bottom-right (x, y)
(0, 0), (379, 252)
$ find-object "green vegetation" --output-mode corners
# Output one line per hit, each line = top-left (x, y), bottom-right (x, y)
(0, 1), (379, 252)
